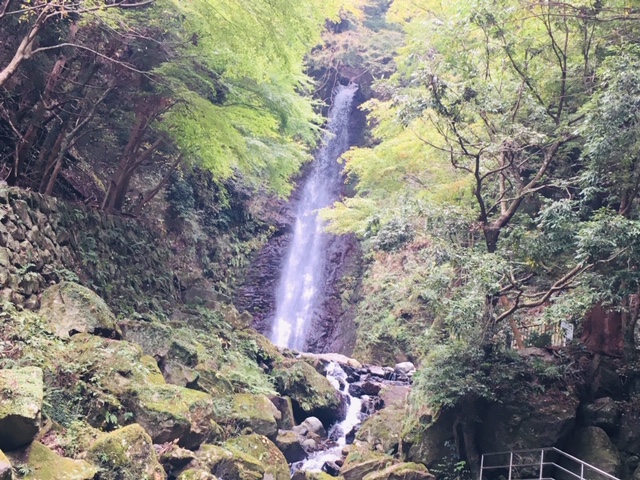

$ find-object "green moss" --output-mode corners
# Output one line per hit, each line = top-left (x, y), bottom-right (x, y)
(39, 282), (120, 339)
(177, 470), (217, 480)
(6, 442), (97, 480)
(221, 394), (279, 439)
(224, 434), (289, 480)
(87, 424), (165, 480)
(270, 360), (340, 416)
(0, 367), (43, 451)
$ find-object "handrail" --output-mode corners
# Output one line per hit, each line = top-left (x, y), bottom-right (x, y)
(479, 447), (620, 480)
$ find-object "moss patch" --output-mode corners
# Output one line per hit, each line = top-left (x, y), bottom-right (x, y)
(6, 442), (97, 480)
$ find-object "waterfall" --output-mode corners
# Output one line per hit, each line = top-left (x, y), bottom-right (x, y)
(270, 84), (358, 351)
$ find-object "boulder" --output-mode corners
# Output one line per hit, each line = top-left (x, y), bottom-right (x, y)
(6, 442), (98, 480)
(299, 353), (363, 370)
(580, 398), (620, 435)
(560, 427), (621, 480)
(158, 444), (196, 473)
(300, 417), (327, 438)
(617, 399), (640, 454)
(224, 394), (281, 440)
(177, 470), (218, 480)
(405, 409), (456, 467)
(0, 367), (43, 451)
(39, 282), (121, 339)
(341, 446), (397, 480)
(356, 406), (405, 454)
(224, 434), (289, 480)
(394, 362), (415, 375)
(363, 462), (434, 480)
(291, 472), (341, 480)
(271, 397), (296, 430)
(274, 430), (306, 463)
(87, 424), (165, 480)
(126, 384), (220, 449)
(0, 450), (11, 480)
(194, 444), (264, 480)
(478, 388), (579, 453)
(270, 360), (343, 426)
(379, 385), (410, 409)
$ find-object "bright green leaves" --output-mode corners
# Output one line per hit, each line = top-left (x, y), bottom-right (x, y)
(147, 0), (348, 196)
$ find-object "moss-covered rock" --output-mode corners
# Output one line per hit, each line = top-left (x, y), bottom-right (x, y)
(270, 360), (343, 426)
(363, 462), (435, 480)
(126, 384), (221, 449)
(340, 446), (398, 480)
(356, 406), (404, 454)
(0, 367), (43, 451)
(341, 446), (397, 480)
(87, 424), (165, 480)
(6, 442), (97, 480)
(560, 427), (621, 480)
(274, 430), (306, 463)
(224, 434), (289, 480)
(0, 450), (11, 480)
(177, 470), (217, 480)
(404, 409), (457, 468)
(478, 387), (579, 454)
(39, 282), (121, 339)
(271, 397), (295, 430)
(292, 472), (342, 480)
(192, 444), (264, 480)
(222, 394), (280, 440)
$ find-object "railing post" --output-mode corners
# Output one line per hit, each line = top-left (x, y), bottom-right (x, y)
(581, 463), (584, 480)
(539, 449), (544, 480)
(479, 455), (484, 480)
(509, 452), (513, 480)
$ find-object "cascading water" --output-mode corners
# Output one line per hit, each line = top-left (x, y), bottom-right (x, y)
(270, 83), (358, 351)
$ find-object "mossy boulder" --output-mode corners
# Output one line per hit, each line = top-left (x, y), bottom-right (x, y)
(87, 424), (165, 480)
(271, 397), (295, 430)
(222, 394), (281, 440)
(292, 472), (342, 480)
(192, 444), (264, 480)
(274, 430), (306, 463)
(39, 282), (120, 339)
(0, 367), (43, 451)
(270, 360), (343, 426)
(560, 427), (621, 480)
(404, 409), (456, 468)
(0, 450), (11, 480)
(177, 470), (217, 480)
(363, 462), (435, 480)
(356, 406), (405, 454)
(341, 446), (397, 480)
(6, 442), (98, 480)
(478, 387), (579, 453)
(224, 434), (289, 480)
(126, 384), (221, 449)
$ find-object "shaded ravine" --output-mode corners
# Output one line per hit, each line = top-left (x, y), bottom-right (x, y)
(270, 84), (359, 351)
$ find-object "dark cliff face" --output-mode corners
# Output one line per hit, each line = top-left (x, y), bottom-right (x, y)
(235, 78), (369, 356)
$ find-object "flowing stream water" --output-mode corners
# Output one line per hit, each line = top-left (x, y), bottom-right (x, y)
(270, 83), (358, 351)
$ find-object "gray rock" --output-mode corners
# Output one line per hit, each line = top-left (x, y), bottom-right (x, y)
(0, 367), (43, 451)
(368, 365), (386, 377)
(274, 430), (306, 463)
(301, 417), (326, 438)
(394, 362), (415, 375)
(0, 450), (11, 480)
(580, 397), (620, 435)
(561, 427), (621, 480)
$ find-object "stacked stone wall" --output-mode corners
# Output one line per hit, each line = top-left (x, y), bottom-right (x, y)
(0, 187), (178, 313)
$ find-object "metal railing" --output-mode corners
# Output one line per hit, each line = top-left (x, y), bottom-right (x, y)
(480, 448), (620, 480)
